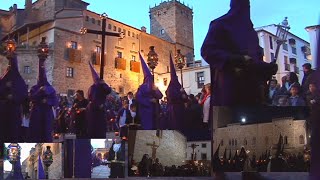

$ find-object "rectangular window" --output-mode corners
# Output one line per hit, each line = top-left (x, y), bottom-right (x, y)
(292, 47), (297, 54)
(201, 153), (207, 160)
(270, 52), (275, 62)
(118, 28), (121, 32)
(66, 67), (74, 78)
(128, 31), (131, 36)
(108, 24), (112, 30)
(284, 55), (290, 71)
(24, 66), (31, 74)
(132, 32), (135, 38)
(131, 55), (136, 61)
(123, 29), (126, 36)
(91, 18), (95, 24)
(71, 41), (77, 49)
(201, 143), (206, 148)
(117, 51), (122, 58)
(269, 36), (273, 50)
(96, 46), (101, 53)
(97, 20), (101, 26)
(283, 43), (288, 51)
(196, 72), (205, 89)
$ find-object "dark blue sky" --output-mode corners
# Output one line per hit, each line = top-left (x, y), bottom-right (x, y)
(1, 0), (319, 60)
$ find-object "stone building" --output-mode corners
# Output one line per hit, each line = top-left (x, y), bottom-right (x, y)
(186, 140), (211, 166)
(22, 143), (63, 179)
(212, 116), (308, 159)
(0, 0), (195, 97)
(129, 130), (187, 167)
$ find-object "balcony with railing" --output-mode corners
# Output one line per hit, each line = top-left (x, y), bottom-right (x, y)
(115, 57), (126, 70)
(91, 52), (101, 65)
(130, 60), (140, 73)
(66, 48), (81, 63)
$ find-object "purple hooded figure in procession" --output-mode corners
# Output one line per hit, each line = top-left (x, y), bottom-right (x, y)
(0, 39), (28, 142)
(201, 0), (278, 106)
(136, 53), (163, 129)
(29, 37), (58, 142)
(164, 54), (188, 129)
(86, 62), (111, 138)
(309, 26), (320, 180)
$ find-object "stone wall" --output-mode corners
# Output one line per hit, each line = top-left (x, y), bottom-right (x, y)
(213, 118), (307, 158)
(133, 130), (187, 167)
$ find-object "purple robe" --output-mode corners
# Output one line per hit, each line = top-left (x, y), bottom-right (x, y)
(64, 139), (91, 178)
(86, 82), (111, 138)
(201, 0), (277, 106)
(5, 158), (24, 180)
(164, 55), (187, 129)
(0, 56), (28, 142)
(136, 76), (163, 129)
(29, 59), (58, 142)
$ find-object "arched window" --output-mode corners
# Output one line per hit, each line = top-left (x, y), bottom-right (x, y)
(235, 139), (237, 146)
(220, 139), (224, 146)
(91, 18), (95, 24)
(299, 135), (304, 144)
(232, 139), (234, 146)
(284, 136), (288, 144)
(229, 140), (231, 146)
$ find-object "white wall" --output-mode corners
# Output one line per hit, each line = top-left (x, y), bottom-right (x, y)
(186, 141), (211, 161)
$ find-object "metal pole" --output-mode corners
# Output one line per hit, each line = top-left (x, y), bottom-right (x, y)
(272, 40), (283, 64)
(100, 18), (106, 80)
(180, 68), (184, 88)
(72, 139), (75, 178)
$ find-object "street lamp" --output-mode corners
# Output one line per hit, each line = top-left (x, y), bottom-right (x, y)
(5, 39), (17, 61)
(273, 17), (290, 63)
(7, 143), (21, 165)
(42, 146), (53, 179)
(38, 37), (49, 60)
(241, 117), (246, 123)
(175, 49), (186, 88)
(147, 46), (159, 81)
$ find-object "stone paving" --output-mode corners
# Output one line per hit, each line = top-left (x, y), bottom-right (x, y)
(91, 165), (110, 179)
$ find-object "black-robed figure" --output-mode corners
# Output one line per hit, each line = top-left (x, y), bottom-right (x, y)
(72, 90), (89, 138)
(201, 0), (278, 106)
(108, 137), (125, 178)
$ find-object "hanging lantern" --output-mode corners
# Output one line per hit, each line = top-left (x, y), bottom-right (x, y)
(7, 143), (21, 164)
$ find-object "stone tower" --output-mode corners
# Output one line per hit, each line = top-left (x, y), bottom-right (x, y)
(150, 0), (194, 66)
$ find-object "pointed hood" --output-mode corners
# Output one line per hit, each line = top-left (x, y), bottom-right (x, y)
(38, 155), (46, 179)
(213, 144), (220, 160)
(5, 158), (24, 180)
(228, 149), (232, 160)
(276, 134), (283, 156)
(89, 62), (100, 84)
(223, 148), (227, 160)
(139, 52), (152, 79)
(169, 54), (178, 81)
(233, 149), (238, 160)
(38, 59), (49, 85)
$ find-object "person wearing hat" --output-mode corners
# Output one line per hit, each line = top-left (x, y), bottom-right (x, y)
(136, 53), (163, 129)
(86, 62), (112, 138)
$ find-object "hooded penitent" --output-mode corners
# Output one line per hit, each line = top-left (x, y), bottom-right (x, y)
(136, 53), (163, 129)
(5, 158), (24, 180)
(201, 0), (277, 105)
(86, 62), (111, 138)
(164, 54), (187, 129)
(29, 56), (58, 142)
(0, 55), (28, 142)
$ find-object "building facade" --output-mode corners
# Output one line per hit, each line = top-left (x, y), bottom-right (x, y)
(22, 143), (63, 179)
(186, 140), (211, 162)
(0, 0), (194, 97)
(305, 25), (319, 68)
(212, 117), (308, 159)
(256, 25), (312, 83)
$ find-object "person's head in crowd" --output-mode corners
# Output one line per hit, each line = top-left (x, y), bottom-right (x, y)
(201, 86), (206, 94)
(75, 90), (84, 100)
(288, 72), (299, 84)
(269, 79), (278, 89)
(309, 82), (317, 94)
(127, 92), (134, 100)
(302, 63), (312, 74)
(278, 95), (288, 106)
(281, 75), (288, 85)
(155, 158), (159, 164)
(130, 104), (136, 112)
(164, 97), (168, 103)
(290, 83), (300, 97)
(188, 94), (195, 100)
(114, 135), (122, 144)
(122, 99), (129, 109)
(204, 83), (211, 95)
(195, 95), (200, 101)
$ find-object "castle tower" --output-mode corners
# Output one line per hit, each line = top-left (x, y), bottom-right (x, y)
(150, 0), (194, 66)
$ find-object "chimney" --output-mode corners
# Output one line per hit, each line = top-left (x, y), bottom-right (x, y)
(25, 0), (32, 10)
(141, 26), (147, 33)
